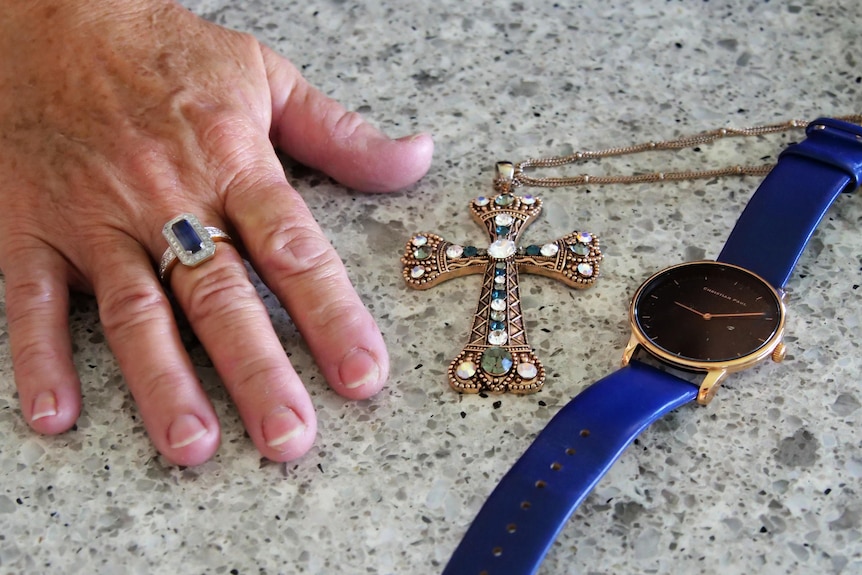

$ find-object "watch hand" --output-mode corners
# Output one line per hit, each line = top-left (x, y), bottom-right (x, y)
(674, 301), (706, 317)
(705, 311), (767, 318)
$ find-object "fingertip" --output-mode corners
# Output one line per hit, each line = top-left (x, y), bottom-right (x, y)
(336, 348), (387, 400)
(30, 390), (59, 421)
(261, 406), (317, 462)
(330, 127), (435, 193)
(369, 131), (435, 193)
(26, 387), (81, 435)
(163, 414), (221, 467)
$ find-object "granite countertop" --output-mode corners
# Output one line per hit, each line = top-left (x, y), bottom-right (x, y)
(2, 1), (861, 573)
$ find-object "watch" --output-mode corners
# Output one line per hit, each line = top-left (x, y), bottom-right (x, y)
(441, 117), (862, 575)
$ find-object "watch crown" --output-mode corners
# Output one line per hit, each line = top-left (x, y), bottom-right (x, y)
(771, 342), (787, 363)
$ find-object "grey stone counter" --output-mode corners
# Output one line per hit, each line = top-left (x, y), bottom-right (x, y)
(2, 1), (861, 573)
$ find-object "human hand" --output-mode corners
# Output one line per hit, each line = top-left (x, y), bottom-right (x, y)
(0, 0), (433, 465)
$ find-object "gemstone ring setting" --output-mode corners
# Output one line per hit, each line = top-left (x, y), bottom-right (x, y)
(158, 213), (232, 282)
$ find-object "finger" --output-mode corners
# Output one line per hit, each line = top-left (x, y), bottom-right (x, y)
(91, 238), (220, 466)
(262, 44), (434, 193)
(167, 236), (318, 462)
(3, 242), (81, 434)
(220, 140), (389, 402)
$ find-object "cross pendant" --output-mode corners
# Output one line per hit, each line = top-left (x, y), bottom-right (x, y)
(401, 162), (603, 394)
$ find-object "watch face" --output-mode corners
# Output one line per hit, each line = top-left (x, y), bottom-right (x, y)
(631, 261), (784, 366)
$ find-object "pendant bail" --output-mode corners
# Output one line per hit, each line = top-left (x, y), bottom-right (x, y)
(494, 161), (516, 193)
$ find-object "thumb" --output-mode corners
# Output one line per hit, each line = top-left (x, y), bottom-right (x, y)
(262, 45), (434, 193)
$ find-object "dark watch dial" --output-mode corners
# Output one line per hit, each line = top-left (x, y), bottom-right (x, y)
(632, 261), (783, 363)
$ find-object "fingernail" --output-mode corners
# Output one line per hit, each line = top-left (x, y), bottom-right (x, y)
(262, 407), (306, 450)
(31, 391), (58, 421)
(396, 132), (430, 144)
(340, 349), (381, 389)
(168, 414), (209, 449)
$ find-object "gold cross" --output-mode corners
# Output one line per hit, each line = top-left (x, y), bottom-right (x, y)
(401, 163), (603, 394)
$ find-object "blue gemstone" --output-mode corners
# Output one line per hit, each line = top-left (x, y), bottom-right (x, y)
(490, 320), (505, 331)
(492, 289), (505, 299)
(464, 246), (479, 257)
(172, 219), (204, 254)
(570, 243), (590, 256)
(495, 267), (506, 277)
(525, 245), (541, 256)
(495, 225), (510, 236)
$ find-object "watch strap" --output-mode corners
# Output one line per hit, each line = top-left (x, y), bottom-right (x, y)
(718, 117), (862, 289)
(442, 361), (698, 575)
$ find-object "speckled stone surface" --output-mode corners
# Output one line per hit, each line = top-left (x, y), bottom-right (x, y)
(2, 1), (862, 574)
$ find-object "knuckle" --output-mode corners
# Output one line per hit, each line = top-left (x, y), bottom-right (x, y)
(135, 367), (187, 406)
(182, 262), (260, 325)
(328, 110), (366, 141)
(312, 297), (367, 336)
(98, 282), (170, 337)
(199, 110), (254, 150)
(198, 111), (283, 198)
(259, 222), (340, 283)
(228, 356), (288, 397)
(12, 339), (65, 380)
(4, 273), (59, 327)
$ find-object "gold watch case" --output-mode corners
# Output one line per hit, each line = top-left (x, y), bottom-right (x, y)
(621, 260), (788, 405)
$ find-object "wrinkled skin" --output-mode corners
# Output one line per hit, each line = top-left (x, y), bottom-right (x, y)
(0, 0), (433, 465)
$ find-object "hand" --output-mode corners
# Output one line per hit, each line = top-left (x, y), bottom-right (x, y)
(0, 0), (433, 465)
(674, 301), (706, 318)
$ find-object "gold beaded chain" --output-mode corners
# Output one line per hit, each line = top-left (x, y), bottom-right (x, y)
(511, 115), (862, 188)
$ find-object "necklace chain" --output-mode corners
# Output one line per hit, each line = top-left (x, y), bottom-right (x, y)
(510, 115), (862, 188)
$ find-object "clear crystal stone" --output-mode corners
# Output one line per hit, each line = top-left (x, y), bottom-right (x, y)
(495, 213), (515, 226)
(446, 244), (464, 258)
(577, 263), (594, 277)
(488, 239), (517, 259)
(540, 243), (559, 257)
(488, 330), (508, 345)
(411, 235), (428, 247)
(520, 194), (536, 205)
(517, 362), (538, 380)
(410, 266), (425, 279)
(494, 275), (506, 285)
(474, 196), (490, 207)
(490, 310), (506, 321)
(455, 361), (477, 380)
(491, 298), (506, 311)
(577, 232), (593, 244)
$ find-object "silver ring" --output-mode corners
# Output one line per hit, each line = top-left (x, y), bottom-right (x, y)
(159, 213), (232, 282)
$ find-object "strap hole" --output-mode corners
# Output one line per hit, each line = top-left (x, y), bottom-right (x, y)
(521, 500), (531, 510)
(492, 547), (503, 557)
(507, 523), (517, 534)
(580, 428), (591, 438)
(565, 447), (576, 456)
(550, 462), (562, 471)
(535, 480), (547, 489)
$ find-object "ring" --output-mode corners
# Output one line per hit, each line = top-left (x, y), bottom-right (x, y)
(159, 213), (232, 282)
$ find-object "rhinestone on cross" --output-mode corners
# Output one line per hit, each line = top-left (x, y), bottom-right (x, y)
(401, 162), (604, 394)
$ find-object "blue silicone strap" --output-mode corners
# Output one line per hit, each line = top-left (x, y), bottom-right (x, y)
(718, 118), (862, 289)
(442, 361), (697, 575)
